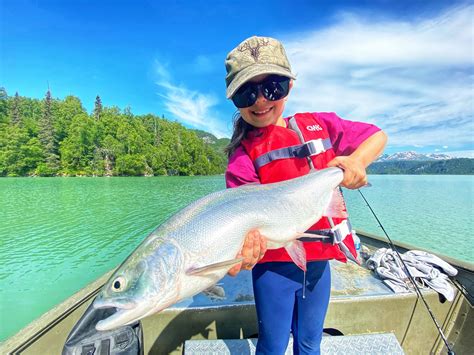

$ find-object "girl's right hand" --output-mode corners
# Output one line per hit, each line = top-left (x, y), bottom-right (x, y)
(228, 230), (267, 276)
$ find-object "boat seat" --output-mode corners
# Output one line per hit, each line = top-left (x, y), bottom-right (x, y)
(184, 332), (404, 354)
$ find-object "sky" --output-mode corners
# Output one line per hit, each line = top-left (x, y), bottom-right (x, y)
(1, 0), (473, 156)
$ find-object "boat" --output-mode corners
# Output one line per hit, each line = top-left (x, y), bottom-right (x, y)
(1, 230), (473, 354)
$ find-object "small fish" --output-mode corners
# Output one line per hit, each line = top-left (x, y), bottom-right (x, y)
(93, 167), (346, 331)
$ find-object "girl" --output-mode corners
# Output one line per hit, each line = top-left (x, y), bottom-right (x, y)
(224, 36), (387, 354)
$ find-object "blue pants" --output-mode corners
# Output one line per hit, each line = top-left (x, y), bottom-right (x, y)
(252, 261), (331, 355)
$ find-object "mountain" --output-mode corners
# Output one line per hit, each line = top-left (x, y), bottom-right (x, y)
(368, 158), (473, 175)
(192, 130), (230, 154)
(376, 151), (453, 162)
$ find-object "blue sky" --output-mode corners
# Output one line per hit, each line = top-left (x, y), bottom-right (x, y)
(1, 0), (473, 156)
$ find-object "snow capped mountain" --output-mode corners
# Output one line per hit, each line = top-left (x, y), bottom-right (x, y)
(426, 153), (453, 160)
(376, 151), (453, 162)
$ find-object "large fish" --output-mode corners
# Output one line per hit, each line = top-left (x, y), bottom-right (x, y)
(93, 167), (347, 331)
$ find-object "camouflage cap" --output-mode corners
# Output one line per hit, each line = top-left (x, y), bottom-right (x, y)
(225, 36), (296, 99)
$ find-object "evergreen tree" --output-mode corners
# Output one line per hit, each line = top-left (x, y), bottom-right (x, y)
(11, 92), (21, 125)
(93, 95), (102, 120)
(38, 89), (59, 175)
(0, 87), (8, 125)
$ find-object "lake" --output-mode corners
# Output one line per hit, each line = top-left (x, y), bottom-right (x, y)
(0, 175), (473, 341)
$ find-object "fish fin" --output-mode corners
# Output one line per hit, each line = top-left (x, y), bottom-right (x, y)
(296, 232), (331, 240)
(202, 284), (226, 300)
(285, 240), (307, 271)
(339, 243), (361, 265)
(360, 182), (372, 188)
(186, 258), (243, 276)
(324, 188), (348, 219)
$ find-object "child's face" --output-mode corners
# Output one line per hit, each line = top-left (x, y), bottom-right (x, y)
(238, 74), (292, 128)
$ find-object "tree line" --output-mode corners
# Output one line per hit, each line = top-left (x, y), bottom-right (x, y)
(0, 88), (228, 177)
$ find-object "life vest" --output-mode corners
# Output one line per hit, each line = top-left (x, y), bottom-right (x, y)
(240, 112), (358, 263)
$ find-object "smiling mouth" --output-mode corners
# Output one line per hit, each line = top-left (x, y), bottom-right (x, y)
(252, 107), (273, 115)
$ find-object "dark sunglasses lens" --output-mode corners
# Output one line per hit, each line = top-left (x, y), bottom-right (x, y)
(232, 85), (258, 108)
(232, 76), (290, 108)
(262, 77), (290, 101)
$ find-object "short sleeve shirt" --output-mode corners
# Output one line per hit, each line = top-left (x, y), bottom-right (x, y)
(225, 112), (380, 188)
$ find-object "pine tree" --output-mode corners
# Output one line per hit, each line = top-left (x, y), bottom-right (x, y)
(11, 92), (21, 125)
(0, 87), (8, 124)
(38, 89), (59, 174)
(93, 95), (102, 120)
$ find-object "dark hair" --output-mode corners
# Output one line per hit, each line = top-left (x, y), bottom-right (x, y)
(225, 112), (254, 158)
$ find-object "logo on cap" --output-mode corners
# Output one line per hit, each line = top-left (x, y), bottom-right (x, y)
(238, 38), (270, 62)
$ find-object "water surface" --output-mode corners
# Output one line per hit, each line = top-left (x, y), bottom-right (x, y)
(0, 174), (472, 341)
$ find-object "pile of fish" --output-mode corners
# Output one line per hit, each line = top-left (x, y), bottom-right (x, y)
(93, 167), (346, 331)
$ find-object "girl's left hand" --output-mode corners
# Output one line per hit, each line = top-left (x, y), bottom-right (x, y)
(228, 230), (267, 276)
(327, 156), (368, 189)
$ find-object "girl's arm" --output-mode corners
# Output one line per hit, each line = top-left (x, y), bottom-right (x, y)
(226, 147), (267, 276)
(327, 130), (388, 189)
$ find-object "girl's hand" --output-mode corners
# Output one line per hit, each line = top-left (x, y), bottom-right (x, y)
(327, 156), (368, 189)
(228, 230), (267, 276)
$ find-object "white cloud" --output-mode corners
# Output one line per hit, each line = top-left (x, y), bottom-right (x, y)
(154, 60), (228, 138)
(282, 5), (474, 149)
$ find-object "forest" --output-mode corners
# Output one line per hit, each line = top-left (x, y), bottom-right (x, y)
(0, 88), (229, 177)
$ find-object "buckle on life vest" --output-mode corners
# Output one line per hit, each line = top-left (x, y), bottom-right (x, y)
(305, 139), (332, 156)
(295, 139), (332, 158)
(330, 220), (352, 245)
(302, 219), (352, 244)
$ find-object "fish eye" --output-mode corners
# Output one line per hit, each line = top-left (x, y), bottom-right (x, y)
(111, 276), (127, 292)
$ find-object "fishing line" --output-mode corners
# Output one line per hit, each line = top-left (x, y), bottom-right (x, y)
(357, 188), (455, 355)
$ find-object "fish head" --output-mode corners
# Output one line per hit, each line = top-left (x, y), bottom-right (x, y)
(93, 239), (183, 331)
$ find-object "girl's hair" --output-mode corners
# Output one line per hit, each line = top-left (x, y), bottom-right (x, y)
(225, 112), (254, 158)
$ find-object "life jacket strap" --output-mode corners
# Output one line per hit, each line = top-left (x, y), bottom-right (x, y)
(330, 219), (352, 245)
(254, 138), (332, 170)
(299, 219), (353, 244)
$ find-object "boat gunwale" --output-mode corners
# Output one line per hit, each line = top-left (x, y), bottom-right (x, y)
(356, 229), (474, 272)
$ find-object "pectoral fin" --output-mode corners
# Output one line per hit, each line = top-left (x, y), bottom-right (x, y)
(285, 240), (307, 272)
(186, 258), (243, 276)
(339, 243), (360, 265)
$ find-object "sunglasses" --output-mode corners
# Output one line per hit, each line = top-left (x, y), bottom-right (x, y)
(232, 75), (290, 108)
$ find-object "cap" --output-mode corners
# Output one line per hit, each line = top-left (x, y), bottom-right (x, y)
(225, 36), (296, 99)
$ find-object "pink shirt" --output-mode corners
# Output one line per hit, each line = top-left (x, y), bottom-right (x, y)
(226, 112), (380, 188)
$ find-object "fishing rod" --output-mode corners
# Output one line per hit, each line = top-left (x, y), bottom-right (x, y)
(357, 188), (455, 355)
(451, 279), (472, 306)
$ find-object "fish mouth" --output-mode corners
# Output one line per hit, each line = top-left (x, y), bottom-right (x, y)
(93, 301), (151, 331)
(93, 296), (137, 310)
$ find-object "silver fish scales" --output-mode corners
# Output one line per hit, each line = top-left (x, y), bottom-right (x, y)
(93, 167), (345, 331)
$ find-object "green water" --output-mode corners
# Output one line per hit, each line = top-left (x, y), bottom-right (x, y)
(0, 175), (473, 341)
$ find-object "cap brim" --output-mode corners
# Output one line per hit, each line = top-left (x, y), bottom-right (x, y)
(226, 64), (296, 99)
